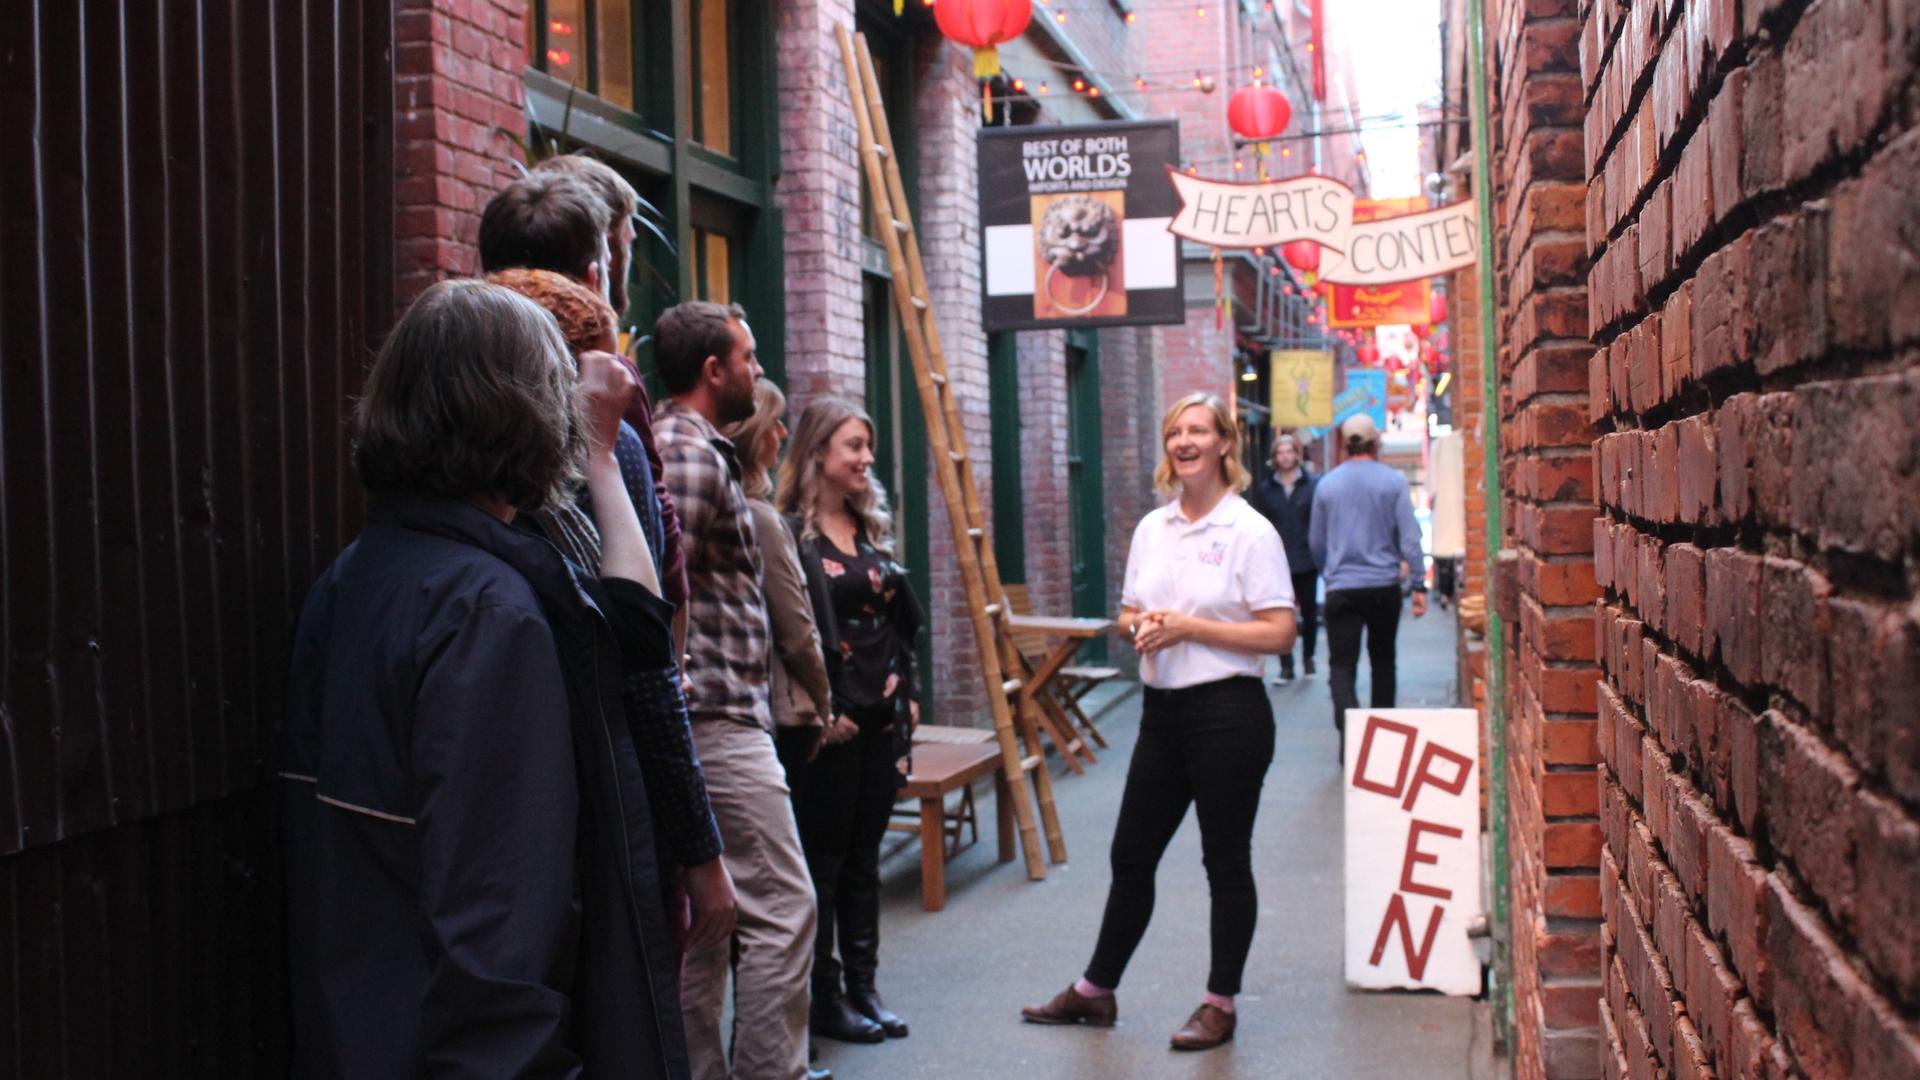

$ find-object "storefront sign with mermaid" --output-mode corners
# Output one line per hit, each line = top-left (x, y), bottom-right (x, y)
(1269, 349), (1334, 427)
(978, 119), (1186, 331)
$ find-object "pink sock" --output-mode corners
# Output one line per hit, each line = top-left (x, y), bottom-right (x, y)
(1204, 991), (1235, 1013)
(1074, 977), (1113, 998)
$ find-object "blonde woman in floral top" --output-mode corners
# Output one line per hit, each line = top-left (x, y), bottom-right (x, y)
(777, 396), (924, 1047)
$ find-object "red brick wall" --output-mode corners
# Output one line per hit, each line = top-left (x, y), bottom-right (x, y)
(1582, 0), (1920, 1068)
(1098, 326), (1158, 667)
(1017, 331), (1075, 617)
(1485, 0), (1604, 1066)
(393, 0), (528, 304)
(775, 0), (865, 403)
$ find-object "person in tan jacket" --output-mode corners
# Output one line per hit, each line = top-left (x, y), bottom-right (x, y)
(725, 378), (836, 803)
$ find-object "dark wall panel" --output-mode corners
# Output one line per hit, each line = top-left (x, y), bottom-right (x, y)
(0, 0), (394, 1073)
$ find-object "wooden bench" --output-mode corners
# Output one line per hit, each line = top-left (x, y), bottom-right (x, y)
(888, 725), (1014, 911)
(1004, 584), (1121, 755)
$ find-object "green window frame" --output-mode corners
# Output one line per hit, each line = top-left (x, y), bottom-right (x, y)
(522, 0), (785, 382)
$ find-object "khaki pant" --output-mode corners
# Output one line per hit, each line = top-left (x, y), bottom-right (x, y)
(681, 720), (817, 1080)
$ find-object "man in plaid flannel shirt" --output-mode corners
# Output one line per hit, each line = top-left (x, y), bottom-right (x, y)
(654, 300), (821, 1080)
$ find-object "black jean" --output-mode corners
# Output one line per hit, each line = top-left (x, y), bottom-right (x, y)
(774, 725), (818, 815)
(1280, 570), (1320, 670)
(796, 704), (901, 997)
(1323, 585), (1405, 731)
(1084, 676), (1275, 997)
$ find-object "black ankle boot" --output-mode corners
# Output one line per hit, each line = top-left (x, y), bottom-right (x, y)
(812, 993), (885, 1044)
(848, 987), (909, 1038)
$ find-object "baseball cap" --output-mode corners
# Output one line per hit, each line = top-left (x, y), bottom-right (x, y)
(1340, 413), (1380, 450)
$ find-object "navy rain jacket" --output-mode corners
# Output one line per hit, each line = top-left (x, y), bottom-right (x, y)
(281, 493), (687, 1079)
(1248, 468), (1319, 574)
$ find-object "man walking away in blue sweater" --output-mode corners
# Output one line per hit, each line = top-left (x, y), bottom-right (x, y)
(1309, 415), (1427, 759)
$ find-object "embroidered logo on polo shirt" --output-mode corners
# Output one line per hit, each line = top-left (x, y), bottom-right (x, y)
(1198, 540), (1229, 566)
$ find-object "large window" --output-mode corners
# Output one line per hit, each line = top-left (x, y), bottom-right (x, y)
(691, 0), (734, 154)
(527, 0), (633, 111)
(522, 0), (782, 379)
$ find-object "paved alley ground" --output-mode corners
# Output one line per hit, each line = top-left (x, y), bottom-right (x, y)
(815, 602), (1498, 1080)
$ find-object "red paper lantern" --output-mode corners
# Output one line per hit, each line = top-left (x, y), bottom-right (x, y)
(1429, 290), (1448, 325)
(1281, 239), (1320, 273)
(934, 0), (1033, 78)
(1411, 322), (1431, 341)
(1227, 84), (1292, 141)
(1356, 340), (1380, 366)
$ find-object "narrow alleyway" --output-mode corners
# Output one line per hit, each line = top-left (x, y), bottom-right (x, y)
(818, 605), (1496, 1079)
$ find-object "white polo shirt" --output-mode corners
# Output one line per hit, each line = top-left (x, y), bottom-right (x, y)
(1122, 493), (1295, 689)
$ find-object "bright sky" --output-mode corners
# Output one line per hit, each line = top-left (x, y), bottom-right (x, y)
(1333, 0), (1444, 199)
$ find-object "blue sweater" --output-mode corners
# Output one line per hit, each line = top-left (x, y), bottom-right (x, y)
(1309, 459), (1425, 592)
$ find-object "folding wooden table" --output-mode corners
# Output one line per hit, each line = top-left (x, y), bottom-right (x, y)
(1006, 614), (1115, 771)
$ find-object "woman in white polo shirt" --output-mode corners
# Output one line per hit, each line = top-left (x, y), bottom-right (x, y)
(1021, 392), (1296, 1052)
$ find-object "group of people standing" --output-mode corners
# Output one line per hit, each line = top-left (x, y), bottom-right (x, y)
(283, 155), (920, 1080)
(277, 149), (1433, 1075)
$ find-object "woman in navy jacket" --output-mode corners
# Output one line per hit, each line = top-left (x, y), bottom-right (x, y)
(281, 281), (687, 1079)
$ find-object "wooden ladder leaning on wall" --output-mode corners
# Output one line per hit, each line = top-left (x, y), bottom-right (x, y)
(835, 25), (1066, 880)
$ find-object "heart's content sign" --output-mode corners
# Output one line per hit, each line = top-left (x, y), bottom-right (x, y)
(1167, 171), (1480, 285)
(1343, 709), (1483, 995)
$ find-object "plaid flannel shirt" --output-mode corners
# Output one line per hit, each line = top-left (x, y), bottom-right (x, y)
(654, 399), (774, 730)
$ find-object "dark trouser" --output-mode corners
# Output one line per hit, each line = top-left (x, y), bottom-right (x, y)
(797, 704), (900, 997)
(1324, 585), (1404, 731)
(1084, 676), (1275, 997)
(1280, 570), (1320, 671)
(774, 725), (817, 814)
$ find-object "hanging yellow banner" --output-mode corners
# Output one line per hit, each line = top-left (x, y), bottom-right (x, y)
(1270, 349), (1335, 427)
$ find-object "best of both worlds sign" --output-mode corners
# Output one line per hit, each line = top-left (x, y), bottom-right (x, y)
(1166, 170), (1481, 285)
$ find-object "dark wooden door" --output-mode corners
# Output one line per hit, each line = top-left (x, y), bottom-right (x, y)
(0, 2), (394, 1074)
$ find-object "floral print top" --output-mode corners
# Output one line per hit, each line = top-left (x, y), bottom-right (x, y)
(818, 526), (918, 710)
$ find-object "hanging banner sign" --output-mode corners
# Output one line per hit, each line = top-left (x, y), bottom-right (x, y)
(1269, 349), (1334, 427)
(1344, 709), (1482, 995)
(1321, 197), (1435, 327)
(979, 120), (1186, 331)
(1323, 280), (1434, 327)
(1165, 171), (1479, 286)
(1334, 369), (1388, 430)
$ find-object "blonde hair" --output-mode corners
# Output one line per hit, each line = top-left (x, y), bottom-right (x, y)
(722, 378), (786, 501)
(1153, 392), (1251, 495)
(776, 396), (896, 556)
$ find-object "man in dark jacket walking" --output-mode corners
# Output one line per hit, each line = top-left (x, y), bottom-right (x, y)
(1248, 432), (1320, 682)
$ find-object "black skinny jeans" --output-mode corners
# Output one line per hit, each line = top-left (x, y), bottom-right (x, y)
(1283, 570), (1320, 667)
(1323, 584), (1405, 731)
(796, 703), (901, 997)
(1085, 676), (1275, 997)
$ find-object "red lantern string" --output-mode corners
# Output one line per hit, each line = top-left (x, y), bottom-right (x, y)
(933, 0), (1033, 119)
(1227, 84), (1291, 181)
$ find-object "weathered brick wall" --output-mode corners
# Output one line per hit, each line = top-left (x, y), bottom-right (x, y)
(775, 0), (865, 403)
(1451, 261), (1490, 715)
(1582, 0), (1920, 1068)
(1017, 331), (1075, 617)
(1099, 325), (1157, 668)
(393, 0), (528, 303)
(1486, 0), (1605, 1065)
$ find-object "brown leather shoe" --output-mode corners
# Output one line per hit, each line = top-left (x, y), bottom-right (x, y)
(1169, 1003), (1236, 1050)
(1020, 984), (1117, 1027)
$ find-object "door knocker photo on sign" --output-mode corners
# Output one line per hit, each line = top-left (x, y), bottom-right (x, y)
(978, 119), (1185, 331)
(1033, 192), (1126, 319)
